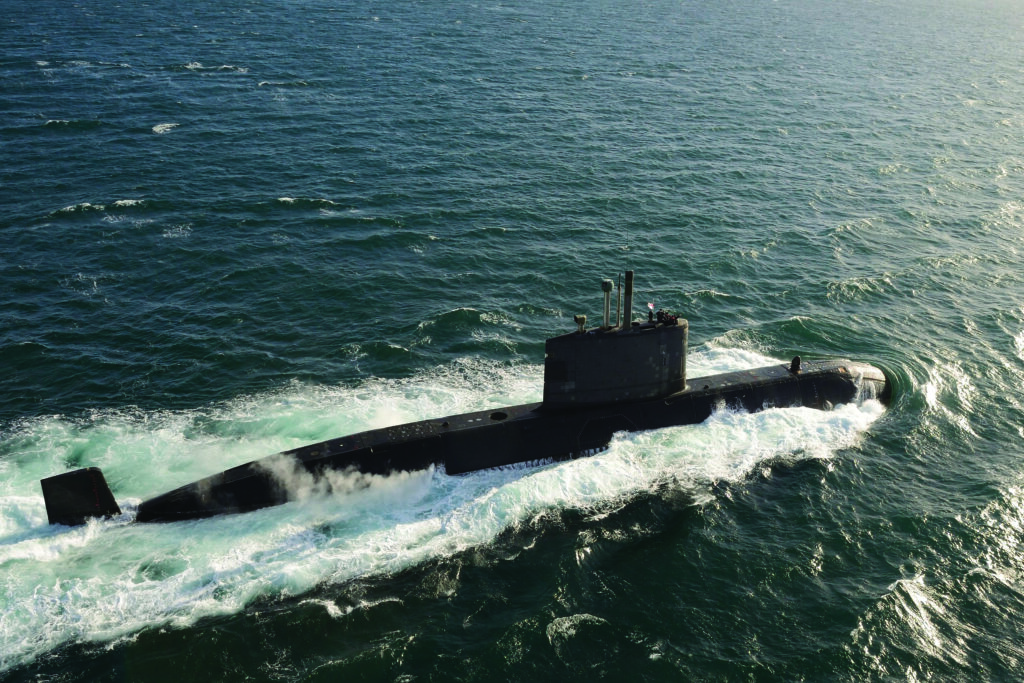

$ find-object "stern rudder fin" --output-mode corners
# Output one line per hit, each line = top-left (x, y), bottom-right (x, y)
(41, 467), (121, 526)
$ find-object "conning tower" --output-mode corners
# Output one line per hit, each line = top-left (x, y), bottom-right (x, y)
(542, 271), (689, 409)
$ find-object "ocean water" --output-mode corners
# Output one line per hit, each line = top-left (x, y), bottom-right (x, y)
(2, 0), (1024, 679)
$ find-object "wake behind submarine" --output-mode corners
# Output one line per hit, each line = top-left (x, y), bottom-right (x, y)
(41, 271), (890, 526)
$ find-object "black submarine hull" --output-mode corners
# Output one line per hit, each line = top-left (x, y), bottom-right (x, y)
(119, 358), (887, 523)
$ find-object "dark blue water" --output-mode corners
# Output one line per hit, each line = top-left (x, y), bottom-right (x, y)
(3, 0), (1024, 679)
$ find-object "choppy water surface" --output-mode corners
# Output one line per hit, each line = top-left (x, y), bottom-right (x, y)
(3, 0), (1024, 679)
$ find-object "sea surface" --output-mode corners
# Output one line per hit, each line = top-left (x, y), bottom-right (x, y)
(2, 0), (1024, 679)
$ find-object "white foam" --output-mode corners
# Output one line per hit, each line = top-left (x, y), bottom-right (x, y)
(162, 224), (192, 239)
(183, 62), (247, 73)
(276, 197), (340, 207)
(57, 201), (103, 213)
(152, 123), (179, 134)
(0, 350), (883, 672)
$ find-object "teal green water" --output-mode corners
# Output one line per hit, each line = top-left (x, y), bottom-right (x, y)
(3, 0), (1024, 679)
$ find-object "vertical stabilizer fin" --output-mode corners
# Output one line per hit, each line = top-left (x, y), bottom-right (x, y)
(41, 467), (121, 526)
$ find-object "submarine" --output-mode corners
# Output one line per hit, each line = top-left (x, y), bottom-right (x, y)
(40, 271), (890, 526)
